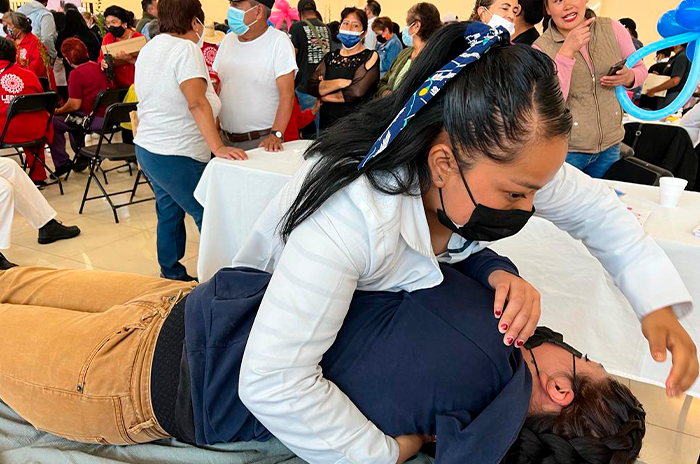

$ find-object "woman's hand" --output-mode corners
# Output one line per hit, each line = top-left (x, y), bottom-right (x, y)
(559, 17), (595, 59)
(395, 434), (434, 464)
(641, 306), (699, 397)
(601, 66), (635, 88)
(100, 59), (109, 70)
(214, 145), (248, 160)
(488, 270), (541, 347)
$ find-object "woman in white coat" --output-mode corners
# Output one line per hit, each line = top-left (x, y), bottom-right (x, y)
(234, 23), (697, 464)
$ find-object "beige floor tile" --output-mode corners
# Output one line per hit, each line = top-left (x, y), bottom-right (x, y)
(49, 257), (108, 271)
(631, 380), (700, 438)
(67, 230), (198, 276)
(11, 216), (143, 258)
(3, 245), (64, 267)
(640, 424), (700, 464)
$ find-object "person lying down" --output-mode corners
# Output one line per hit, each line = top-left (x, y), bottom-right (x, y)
(0, 253), (645, 464)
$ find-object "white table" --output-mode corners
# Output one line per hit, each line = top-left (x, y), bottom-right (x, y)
(196, 148), (700, 396)
(194, 140), (309, 282)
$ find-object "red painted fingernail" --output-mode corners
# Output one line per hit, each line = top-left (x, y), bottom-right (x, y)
(515, 340), (524, 348)
(494, 309), (502, 317)
(505, 336), (514, 346)
(500, 323), (508, 332)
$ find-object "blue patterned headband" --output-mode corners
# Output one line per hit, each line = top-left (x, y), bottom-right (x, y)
(357, 22), (510, 170)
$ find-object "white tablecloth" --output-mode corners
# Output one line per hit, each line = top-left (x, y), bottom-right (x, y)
(196, 147), (700, 396)
(194, 140), (309, 281)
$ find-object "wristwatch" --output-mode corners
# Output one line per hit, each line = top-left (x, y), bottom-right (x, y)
(272, 130), (284, 141)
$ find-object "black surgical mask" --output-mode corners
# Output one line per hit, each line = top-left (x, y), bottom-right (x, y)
(109, 25), (126, 38)
(376, 34), (387, 43)
(437, 168), (534, 242)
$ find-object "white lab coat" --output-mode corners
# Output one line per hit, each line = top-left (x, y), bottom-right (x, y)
(233, 159), (692, 464)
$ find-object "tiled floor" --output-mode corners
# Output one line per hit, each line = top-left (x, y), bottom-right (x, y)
(4, 147), (700, 463)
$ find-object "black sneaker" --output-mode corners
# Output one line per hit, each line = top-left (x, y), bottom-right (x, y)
(38, 219), (81, 244)
(50, 160), (74, 179)
(33, 180), (47, 189)
(72, 156), (91, 173)
(0, 252), (17, 270)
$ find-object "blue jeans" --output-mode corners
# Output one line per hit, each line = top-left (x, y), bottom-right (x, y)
(566, 144), (621, 179)
(296, 89), (319, 137)
(135, 145), (206, 279)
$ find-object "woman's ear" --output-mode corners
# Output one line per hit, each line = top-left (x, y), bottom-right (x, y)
(477, 7), (489, 23)
(545, 377), (575, 408)
(427, 143), (456, 187)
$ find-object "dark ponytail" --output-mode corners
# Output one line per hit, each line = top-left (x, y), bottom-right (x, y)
(503, 377), (646, 464)
(278, 21), (571, 242)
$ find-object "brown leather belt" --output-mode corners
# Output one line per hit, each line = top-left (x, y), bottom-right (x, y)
(223, 129), (271, 143)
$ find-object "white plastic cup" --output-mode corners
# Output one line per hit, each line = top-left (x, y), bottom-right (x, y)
(659, 177), (688, 208)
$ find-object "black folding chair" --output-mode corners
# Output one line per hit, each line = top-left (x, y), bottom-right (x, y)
(603, 157), (674, 186)
(78, 102), (153, 223)
(0, 92), (62, 194)
(67, 87), (130, 182)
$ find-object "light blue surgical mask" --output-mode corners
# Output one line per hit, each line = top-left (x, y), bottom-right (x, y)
(337, 29), (363, 49)
(227, 5), (257, 36)
(402, 22), (415, 47)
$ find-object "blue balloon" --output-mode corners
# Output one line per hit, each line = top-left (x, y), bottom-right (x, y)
(658, 10), (686, 37)
(689, 40), (697, 61)
(677, 0), (700, 30)
(616, 32), (700, 120)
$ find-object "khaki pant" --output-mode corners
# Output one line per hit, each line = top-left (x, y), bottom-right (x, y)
(0, 267), (197, 445)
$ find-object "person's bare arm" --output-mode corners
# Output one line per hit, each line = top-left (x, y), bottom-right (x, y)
(647, 76), (682, 97)
(54, 98), (82, 115)
(260, 71), (295, 152)
(179, 77), (247, 160)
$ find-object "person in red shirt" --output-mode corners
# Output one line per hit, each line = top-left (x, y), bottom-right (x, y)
(201, 22), (223, 92)
(98, 5), (143, 88)
(2, 12), (56, 93)
(283, 96), (319, 141)
(0, 36), (53, 186)
(51, 37), (109, 176)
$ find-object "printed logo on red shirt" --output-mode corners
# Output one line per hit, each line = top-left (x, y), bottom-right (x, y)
(1, 73), (25, 95)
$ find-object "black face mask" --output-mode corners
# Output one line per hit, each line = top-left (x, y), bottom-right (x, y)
(376, 34), (387, 43)
(109, 25), (126, 38)
(523, 327), (583, 357)
(437, 168), (535, 242)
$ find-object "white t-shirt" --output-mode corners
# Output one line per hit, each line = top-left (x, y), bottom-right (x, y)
(213, 27), (297, 134)
(134, 34), (221, 163)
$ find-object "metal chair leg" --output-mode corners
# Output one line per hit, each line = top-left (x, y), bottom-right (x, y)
(79, 158), (97, 214)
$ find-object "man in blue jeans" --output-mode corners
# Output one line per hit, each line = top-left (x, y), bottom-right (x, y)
(566, 143), (621, 179)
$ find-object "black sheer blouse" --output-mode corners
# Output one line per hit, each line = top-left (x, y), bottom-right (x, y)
(307, 49), (379, 130)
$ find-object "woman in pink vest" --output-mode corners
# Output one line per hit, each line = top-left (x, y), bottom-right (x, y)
(533, 2), (647, 178)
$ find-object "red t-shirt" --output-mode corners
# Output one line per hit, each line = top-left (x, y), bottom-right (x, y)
(283, 95), (316, 142)
(98, 29), (143, 88)
(201, 43), (220, 92)
(68, 61), (110, 116)
(16, 33), (56, 91)
(0, 60), (52, 144)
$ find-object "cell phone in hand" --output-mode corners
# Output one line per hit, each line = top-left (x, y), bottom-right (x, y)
(607, 59), (627, 76)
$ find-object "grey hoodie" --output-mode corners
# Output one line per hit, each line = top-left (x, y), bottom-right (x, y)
(17, 1), (57, 59)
